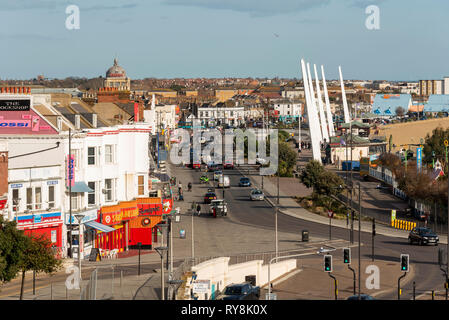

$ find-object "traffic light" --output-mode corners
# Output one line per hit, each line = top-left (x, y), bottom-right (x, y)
(400, 254), (409, 272)
(324, 255), (333, 272)
(343, 248), (351, 264)
(372, 219), (376, 236)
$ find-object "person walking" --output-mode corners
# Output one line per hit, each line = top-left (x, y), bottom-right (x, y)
(196, 204), (201, 216)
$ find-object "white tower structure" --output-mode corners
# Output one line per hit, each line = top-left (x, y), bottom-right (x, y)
(314, 64), (329, 143)
(301, 59), (322, 163)
(306, 62), (322, 143)
(339, 66), (351, 123)
(321, 65), (335, 137)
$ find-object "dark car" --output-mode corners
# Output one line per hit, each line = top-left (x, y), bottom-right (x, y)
(347, 294), (375, 300)
(216, 283), (260, 300)
(239, 177), (251, 187)
(204, 192), (217, 204)
(408, 227), (439, 245)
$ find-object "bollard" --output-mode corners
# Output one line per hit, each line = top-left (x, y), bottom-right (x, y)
(413, 281), (415, 300)
(432, 290), (435, 300)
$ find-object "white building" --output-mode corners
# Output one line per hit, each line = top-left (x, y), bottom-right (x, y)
(197, 105), (245, 127)
(272, 99), (302, 122)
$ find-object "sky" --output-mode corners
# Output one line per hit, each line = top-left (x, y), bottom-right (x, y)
(1, 0), (449, 81)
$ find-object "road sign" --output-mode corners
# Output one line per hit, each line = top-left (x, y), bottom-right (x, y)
(391, 210), (396, 221)
(328, 211), (334, 218)
(416, 148), (422, 172)
(445, 140), (448, 147)
(192, 280), (210, 294)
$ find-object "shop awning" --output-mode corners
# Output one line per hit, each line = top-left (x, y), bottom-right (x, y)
(84, 221), (115, 233)
(69, 182), (94, 193)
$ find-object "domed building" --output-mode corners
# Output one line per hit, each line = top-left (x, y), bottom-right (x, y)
(104, 58), (131, 91)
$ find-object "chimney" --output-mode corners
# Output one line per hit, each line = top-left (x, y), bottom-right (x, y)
(92, 113), (98, 128)
(75, 114), (80, 130)
(134, 102), (139, 122)
(57, 116), (62, 131)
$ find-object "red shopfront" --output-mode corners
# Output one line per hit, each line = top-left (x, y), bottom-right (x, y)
(127, 197), (168, 249)
(16, 212), (63, 251)
(95, 201), (139, 252)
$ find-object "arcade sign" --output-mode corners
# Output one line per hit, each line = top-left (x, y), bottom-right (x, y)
(0, 99), (31, 111)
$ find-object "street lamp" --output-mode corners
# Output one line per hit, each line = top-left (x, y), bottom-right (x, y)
(74, 213), (84, 287)
(168, 279), (183, 300)
(155, 246), (168, 300)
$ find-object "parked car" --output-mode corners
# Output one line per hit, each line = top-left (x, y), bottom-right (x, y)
(224, 161), (234, 169)
(207, 163), (220, 172)
(216, 282), (260, 300)
(408, 227), (439, 245)
(347, 294), (375, 300)
(239, 177), (252, 187)
(218, 175), (230, 188)
(209, 199), (228, 217)
(214, 170), (223, 181)
(250, 189), (264, 201)
(204, 192), (217, 204)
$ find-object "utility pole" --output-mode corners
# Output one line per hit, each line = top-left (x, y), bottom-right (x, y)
(69, 128), (72, 259)
(275, 170), (279, 258)
(358, 183), (361, 300)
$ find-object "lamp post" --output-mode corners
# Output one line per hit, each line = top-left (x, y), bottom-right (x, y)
(155, 246), (168, 300)
(74, 214), (85, 286)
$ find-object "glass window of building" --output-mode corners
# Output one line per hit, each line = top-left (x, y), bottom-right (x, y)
(26, 188), (33, 210)
(88, 147), (96, 165)
(105, 179), (113, 202)
(138, 175), (145, 196)
(35, 187), (42, 210)
(88, 182), (96, 206)
(48, 186), (55, 208)
(105, 145), (113, 164)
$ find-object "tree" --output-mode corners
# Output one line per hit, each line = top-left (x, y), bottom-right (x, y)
(0, 216), (28, 284)
(423, 127), (449, 170)
(300, 160), (345, 198)
(395, 107), (405, 117)
(278, 141), (296, 177)
(17, 234), (62, 299)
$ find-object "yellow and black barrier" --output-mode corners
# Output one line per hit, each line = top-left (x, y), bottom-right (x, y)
(391, 219), (416, 231)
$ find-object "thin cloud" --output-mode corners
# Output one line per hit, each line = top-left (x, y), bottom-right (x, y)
(163, 0), (331, 16)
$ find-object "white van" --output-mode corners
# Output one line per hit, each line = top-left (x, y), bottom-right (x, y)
(218, 175), (230, 188)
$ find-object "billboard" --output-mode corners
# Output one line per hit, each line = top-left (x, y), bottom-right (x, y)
(0, 98), (31, 111)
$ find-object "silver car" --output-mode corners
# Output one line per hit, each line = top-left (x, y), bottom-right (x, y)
(250, 189), (264, 201)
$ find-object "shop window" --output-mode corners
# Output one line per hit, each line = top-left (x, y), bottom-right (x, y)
(88, 147), (96, 165)
(48, 186), (55, 209)
(138, 175), (145, 196)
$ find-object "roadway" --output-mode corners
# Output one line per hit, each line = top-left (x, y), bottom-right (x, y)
(185, 163), (447, 300)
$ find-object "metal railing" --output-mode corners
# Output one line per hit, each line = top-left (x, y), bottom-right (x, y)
(80, 265), (116, 300)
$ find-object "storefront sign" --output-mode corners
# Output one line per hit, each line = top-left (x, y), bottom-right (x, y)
(0, 120), (30, 127)
(16, 212), (62, 229)
(162, 199), (173, 213)
(34, 214), (42, 224)
(67, 155), (75, 187)
(0, 99), (31, 111)
(65, 208), (98, 225)
(101, 205), (122, 225)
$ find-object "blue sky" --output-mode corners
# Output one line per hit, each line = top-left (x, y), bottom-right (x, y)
(1, 0), (448, 80)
